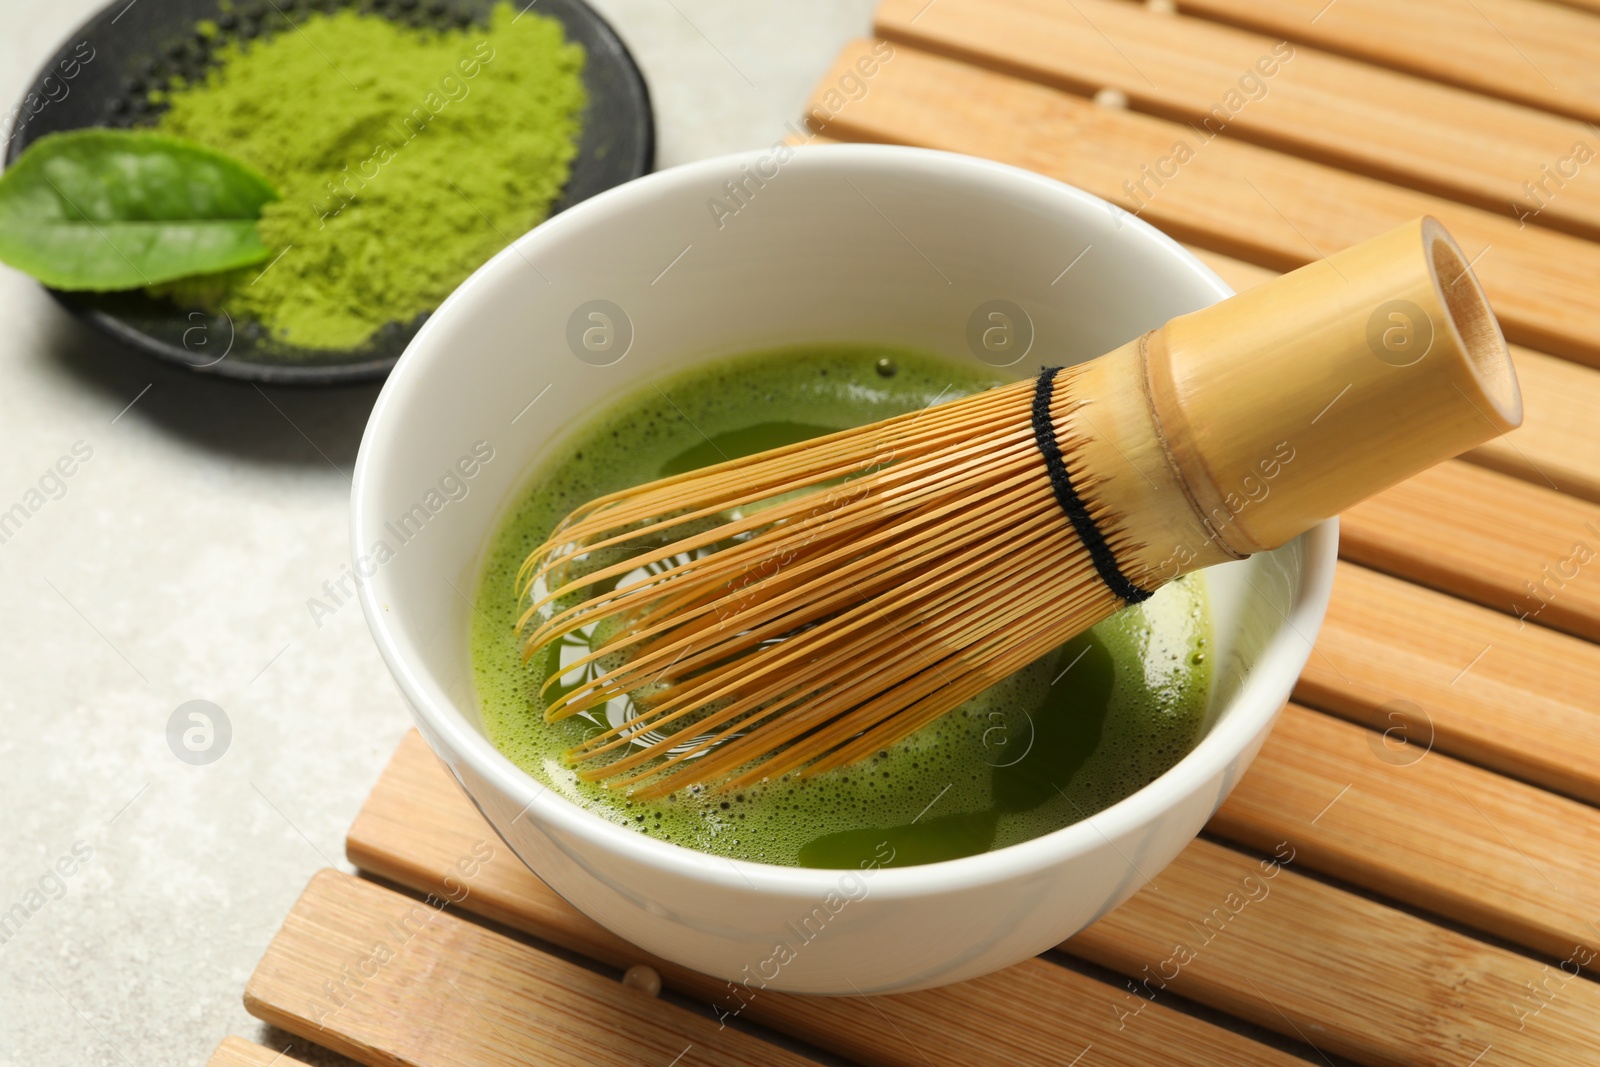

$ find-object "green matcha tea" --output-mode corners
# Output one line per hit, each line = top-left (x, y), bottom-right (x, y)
(471, 345), (1213, 868)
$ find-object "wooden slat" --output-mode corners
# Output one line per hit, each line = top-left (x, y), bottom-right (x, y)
(351, 734), (1600, 1067)
(1464, 350), (1600, 502)
(808, 40), (1600, 366)
(1304, 561), (1600, 804)
(1065, 835), (1600, 1067)
(247, 870), (817, 1067)
(207, 1037), (308, 1067)
(1342, 461), (1600, 641)
(1211, 702), (1600, 959)
(1304, 562), (1600, 805)
(1171, 0), (1600, 126)
(345, 732), (1308, 1067)
(1182, 244), (1600, 504)
(877, 0), (1600, 240)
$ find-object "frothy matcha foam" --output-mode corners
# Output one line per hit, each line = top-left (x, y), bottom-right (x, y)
(471, 345), (1212, 868)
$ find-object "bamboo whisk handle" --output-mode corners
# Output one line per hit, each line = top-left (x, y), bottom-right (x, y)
(1099, 216), (1520, 572)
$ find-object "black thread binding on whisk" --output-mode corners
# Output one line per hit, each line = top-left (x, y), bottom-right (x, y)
(1032, 366), (1153, 605)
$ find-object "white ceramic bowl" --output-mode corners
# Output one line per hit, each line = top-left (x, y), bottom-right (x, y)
(353, 145), (1336, 995)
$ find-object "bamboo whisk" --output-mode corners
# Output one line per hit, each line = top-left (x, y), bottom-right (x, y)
(517, 217), (1521, 799)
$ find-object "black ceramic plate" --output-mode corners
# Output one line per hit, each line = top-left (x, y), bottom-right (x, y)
(6, 0), (653, 384)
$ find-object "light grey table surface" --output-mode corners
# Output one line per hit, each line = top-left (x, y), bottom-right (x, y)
(0, 2), (875, 1062)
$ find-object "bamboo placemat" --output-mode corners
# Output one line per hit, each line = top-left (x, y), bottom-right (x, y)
(220, 3), (1600, 1064)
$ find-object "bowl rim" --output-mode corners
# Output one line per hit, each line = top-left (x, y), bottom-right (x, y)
(353, 143), (1338, 900)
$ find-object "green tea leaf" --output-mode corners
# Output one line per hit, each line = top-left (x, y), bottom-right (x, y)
(0, 129), (280, 291)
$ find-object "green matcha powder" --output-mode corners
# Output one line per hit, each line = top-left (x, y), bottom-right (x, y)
(153, 3), (586, 351)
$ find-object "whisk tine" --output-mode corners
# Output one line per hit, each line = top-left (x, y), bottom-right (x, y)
(528, 407), (1032, 603)
(514, 364), (1127, 794)
(536, 457), (1055, 715)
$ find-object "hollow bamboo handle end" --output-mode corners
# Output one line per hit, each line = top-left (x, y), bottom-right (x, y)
(1146, 217), (1521, 557)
